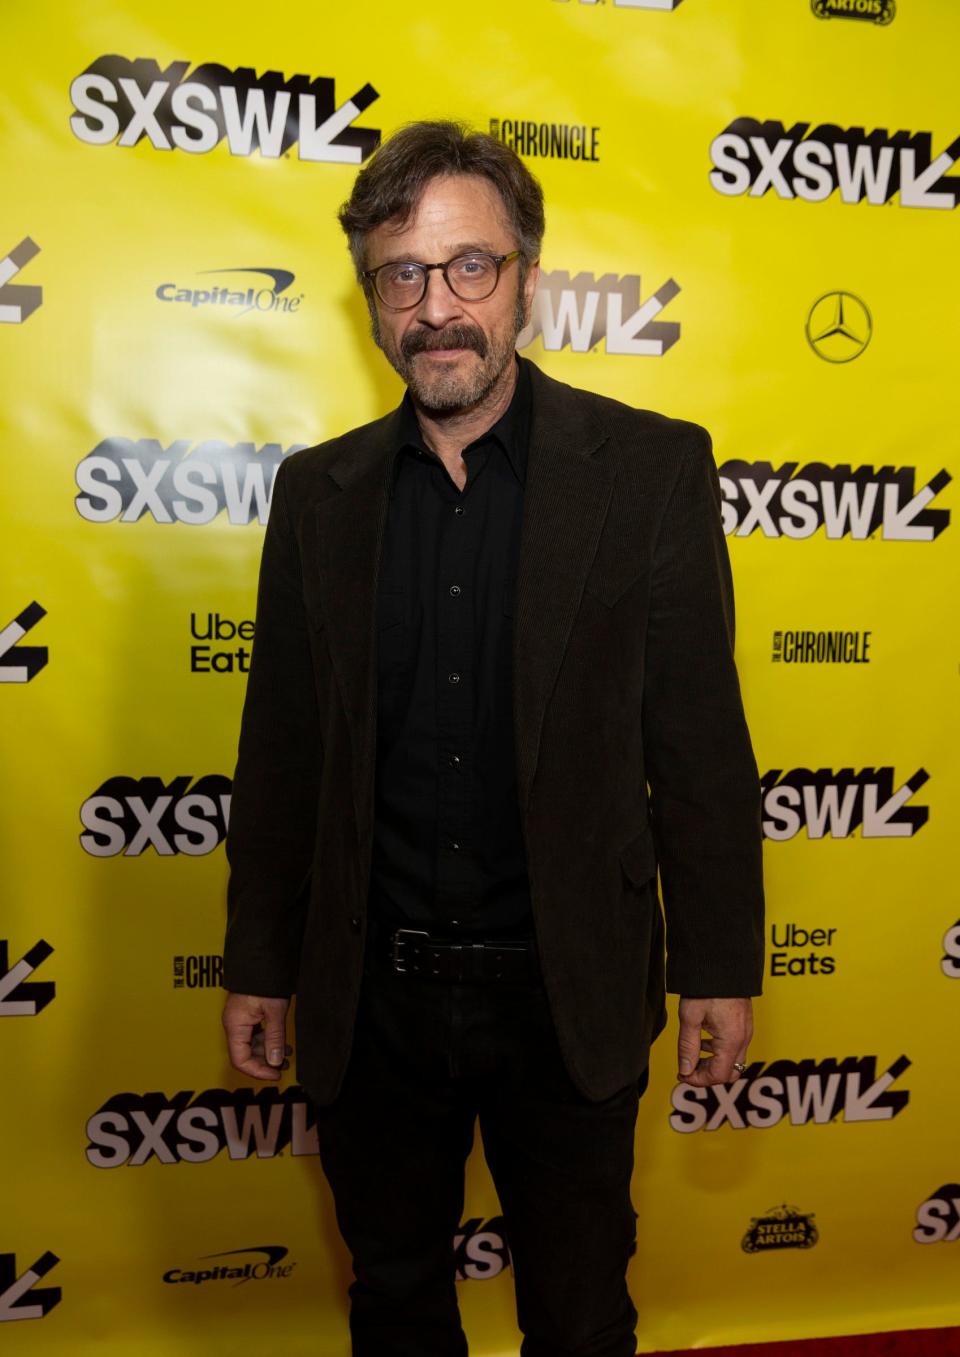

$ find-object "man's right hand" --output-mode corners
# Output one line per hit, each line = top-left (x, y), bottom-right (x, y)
(222, 992), (292, 1081)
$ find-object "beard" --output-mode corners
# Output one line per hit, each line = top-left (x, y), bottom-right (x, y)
(371, 285), (529, 415)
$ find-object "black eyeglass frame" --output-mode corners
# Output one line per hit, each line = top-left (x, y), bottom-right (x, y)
(360, 250), (521, 310)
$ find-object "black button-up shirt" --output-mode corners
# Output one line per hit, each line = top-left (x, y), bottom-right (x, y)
(367, 355), (534, 938)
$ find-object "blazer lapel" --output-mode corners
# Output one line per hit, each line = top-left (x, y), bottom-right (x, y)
(312, 358), (614, 842)
(313, 408), (400, 842)
(513, 360), (612, 814)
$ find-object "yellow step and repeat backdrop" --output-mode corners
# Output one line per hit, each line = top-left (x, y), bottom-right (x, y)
(3, 1), (959, 1352)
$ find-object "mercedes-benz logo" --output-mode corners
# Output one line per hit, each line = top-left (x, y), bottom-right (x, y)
(805, 291), (872, 363)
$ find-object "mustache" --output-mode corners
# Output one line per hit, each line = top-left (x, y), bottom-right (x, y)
(401, 324), (488, 360)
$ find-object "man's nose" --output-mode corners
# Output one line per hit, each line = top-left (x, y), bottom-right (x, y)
(416, 266), (464, 328)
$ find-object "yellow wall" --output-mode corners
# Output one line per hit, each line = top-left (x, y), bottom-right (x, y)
(3, 1), (958, 1350)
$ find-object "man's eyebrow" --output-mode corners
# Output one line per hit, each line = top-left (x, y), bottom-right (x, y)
(372, 240), (503, 266)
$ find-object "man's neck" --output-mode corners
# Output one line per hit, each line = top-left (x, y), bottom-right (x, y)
(410, 355), (519, 465)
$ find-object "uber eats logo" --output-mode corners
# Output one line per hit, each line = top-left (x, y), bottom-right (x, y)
(85, 1087), (319, 1166)
(761, 766), (928, 840)
(74, 439), (302, 526)
(69, 56), (380, 164)
(719, 462), (951, 541)
(670, 1055), (911, 1133)
(710, 118), (960, 210)
(79, 775), (231, 857)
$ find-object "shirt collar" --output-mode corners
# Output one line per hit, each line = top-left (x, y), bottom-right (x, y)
(390, 354), (531, 496)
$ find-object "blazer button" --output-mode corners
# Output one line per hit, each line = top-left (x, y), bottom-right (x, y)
(350, 916), (362, 934)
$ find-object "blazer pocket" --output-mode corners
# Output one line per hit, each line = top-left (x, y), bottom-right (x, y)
(618, 822), (657, 890)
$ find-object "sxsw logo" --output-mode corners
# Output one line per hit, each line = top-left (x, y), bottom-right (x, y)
(0, 603), (48, 683)
(914, 1187), (960, 1244)
(69, 56), (380, 164)
(0, 940), (55, 1017)
(455, 1218), (512, 1280)
(943, 921), (960, 979)
(517, 270), (680, 355)
(0, 238), (42, 324)
(761, 766), (928, 840)
(670, 1055), (911, 1133)
(0, 1251), (61, 1323)
(710, 118), (960, 210)
(85, 1087), (319, 1166)
(75, 440), (301, 526)
(79, 775), (231, 857)
(719, 463), (951, 541)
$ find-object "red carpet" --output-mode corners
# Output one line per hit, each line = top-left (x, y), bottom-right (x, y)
(651, 1330), (960, 1356)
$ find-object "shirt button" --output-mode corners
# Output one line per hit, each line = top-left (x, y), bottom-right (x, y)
(349, 916), (362, 933)
(449, 841), (461, 852)
(448, 753), (461, 768)
(449, 584), (461, 597)
(448, 672), (460, 684)
(454, 505), (464, 515)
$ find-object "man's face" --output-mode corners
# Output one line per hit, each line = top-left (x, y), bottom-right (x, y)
(363, 174), (539, 413)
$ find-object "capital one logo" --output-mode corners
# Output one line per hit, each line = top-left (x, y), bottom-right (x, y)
(761, 767), (928, 840)
(0, 1252), (61, 1323)
(0, 238), (42, 324)
(69, 56), (380, 164)
(518, 271), (680, 355)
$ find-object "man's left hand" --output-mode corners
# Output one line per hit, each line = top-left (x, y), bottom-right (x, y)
(676, 996), (753, 1086)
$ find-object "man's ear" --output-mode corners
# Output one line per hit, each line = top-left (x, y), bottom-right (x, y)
(519, 256), (540, 331)
(524, 256), (540, 313)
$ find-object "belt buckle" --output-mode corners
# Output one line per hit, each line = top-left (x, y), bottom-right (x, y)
(391, 928), (430, 974)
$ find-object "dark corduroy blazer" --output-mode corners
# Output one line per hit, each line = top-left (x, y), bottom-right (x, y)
(222, 356), (765, 1105)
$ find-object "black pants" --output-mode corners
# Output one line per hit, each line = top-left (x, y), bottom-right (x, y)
(311, 934), (645, 1357)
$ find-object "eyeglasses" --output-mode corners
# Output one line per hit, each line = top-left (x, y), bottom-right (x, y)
(361, 250), (520, 310)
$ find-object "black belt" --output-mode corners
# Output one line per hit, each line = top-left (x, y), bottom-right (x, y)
(378, 926), (539, 984)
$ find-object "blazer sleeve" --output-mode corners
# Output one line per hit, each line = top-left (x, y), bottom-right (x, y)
(221, 454), (322, 997)
(641, 423), (765, 997)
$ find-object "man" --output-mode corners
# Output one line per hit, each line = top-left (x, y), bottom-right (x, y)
(221, 120), (764, 1357)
